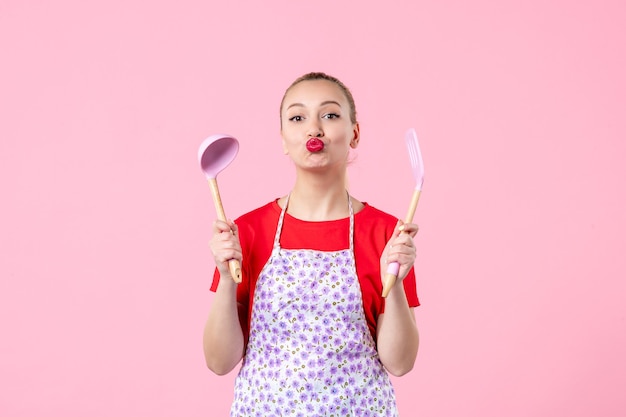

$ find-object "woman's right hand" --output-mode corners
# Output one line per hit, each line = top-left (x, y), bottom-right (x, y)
(209, 219), (242, 279)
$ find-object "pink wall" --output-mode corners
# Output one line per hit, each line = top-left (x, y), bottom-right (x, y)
(1, 1), (625, 416)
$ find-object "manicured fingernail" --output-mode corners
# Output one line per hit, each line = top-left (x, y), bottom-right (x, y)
(399, 225), (405, 232)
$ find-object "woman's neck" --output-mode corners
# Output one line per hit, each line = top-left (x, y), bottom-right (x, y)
(282, 171), (351, 221)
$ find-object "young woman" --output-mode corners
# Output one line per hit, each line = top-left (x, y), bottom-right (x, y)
(203, 72), (420, 416)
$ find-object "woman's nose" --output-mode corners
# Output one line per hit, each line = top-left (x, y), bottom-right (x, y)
(307, 122), (323, 137)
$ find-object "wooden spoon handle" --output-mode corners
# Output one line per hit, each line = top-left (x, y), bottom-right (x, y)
(208, 178), (242, 283)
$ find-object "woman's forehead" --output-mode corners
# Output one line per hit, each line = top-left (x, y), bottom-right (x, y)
(284, 79), (347, 106)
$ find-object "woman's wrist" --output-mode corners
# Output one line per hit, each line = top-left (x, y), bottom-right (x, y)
(385, 281), (407, 304)
(216, 272), (239, 293)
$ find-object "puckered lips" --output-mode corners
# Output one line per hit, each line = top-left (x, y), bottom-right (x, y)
(306, 138), (324, 152)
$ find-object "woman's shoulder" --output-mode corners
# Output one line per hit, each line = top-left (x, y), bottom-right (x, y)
(235, 200), (281, 227)
(357, 202), (399, 224)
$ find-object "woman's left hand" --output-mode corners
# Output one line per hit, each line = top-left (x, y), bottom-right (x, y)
(380, 221), (419, 283)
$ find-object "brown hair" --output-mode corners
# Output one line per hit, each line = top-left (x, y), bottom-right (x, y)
(279, 72), (358, 127)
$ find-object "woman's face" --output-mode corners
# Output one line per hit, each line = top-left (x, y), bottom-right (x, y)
(280, 79), (359, 172)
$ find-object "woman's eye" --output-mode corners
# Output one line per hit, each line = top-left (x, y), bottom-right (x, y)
(323, 113), (340, 120)
(289, 115), (303, 122)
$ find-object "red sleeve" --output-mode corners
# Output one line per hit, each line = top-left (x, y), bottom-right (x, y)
(209, 268), (220, 292)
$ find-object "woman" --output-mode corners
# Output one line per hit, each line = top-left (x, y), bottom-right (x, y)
(204, 72), (420, 416)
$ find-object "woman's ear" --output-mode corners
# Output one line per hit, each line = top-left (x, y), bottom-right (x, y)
(350, 123), (360, 149)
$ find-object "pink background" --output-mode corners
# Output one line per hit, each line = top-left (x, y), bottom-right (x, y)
(1, 1), (625, 416)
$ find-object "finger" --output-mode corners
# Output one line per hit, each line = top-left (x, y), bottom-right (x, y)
(394, 231), (414, 243)
(215, 248), (242, 263)
(393, 220), (404, 237)
(388, 236), (416, 263)
(398, 222), (419, 237)
(210, 232), (240, 255)
(385, 255), (415, 280)
(228, 220), (239, 237)
(214, 235), (238, 248)
(388, 246), (416, 262)
(210, 237), (243, 264)
(213, 219), (237, 234)
(390, 233), (416, 252)
(212, 219), (230, 233)
(388, 246), (416, 263)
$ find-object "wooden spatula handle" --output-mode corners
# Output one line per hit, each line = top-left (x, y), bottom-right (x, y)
(382, 189), (421, 297)
(208, 178), (242, 283)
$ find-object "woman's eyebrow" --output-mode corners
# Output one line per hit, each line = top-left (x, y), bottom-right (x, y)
(286, 100), (342, 110)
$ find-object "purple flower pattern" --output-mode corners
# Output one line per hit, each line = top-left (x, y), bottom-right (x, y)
(230, 247), (398, 416)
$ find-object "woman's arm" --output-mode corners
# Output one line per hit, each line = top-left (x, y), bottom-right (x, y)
(376, 294), (419, 376)
(202, 219), (245, 375)
(376, 222), (420, 376)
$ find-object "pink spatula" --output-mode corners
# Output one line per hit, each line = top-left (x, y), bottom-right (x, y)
(198, 134), (242, 283)
(382, 128), (425, 297)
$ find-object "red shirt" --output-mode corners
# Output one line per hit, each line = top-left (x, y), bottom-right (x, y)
(211, 200), (419, 344)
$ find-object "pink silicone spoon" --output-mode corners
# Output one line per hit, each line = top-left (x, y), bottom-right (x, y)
(198, 134), (242, 283)
(382, 128), (424, 297)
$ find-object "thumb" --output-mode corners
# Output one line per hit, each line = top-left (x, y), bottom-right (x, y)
(227, 219), (239, 236)
(391, 219), (404, 240)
